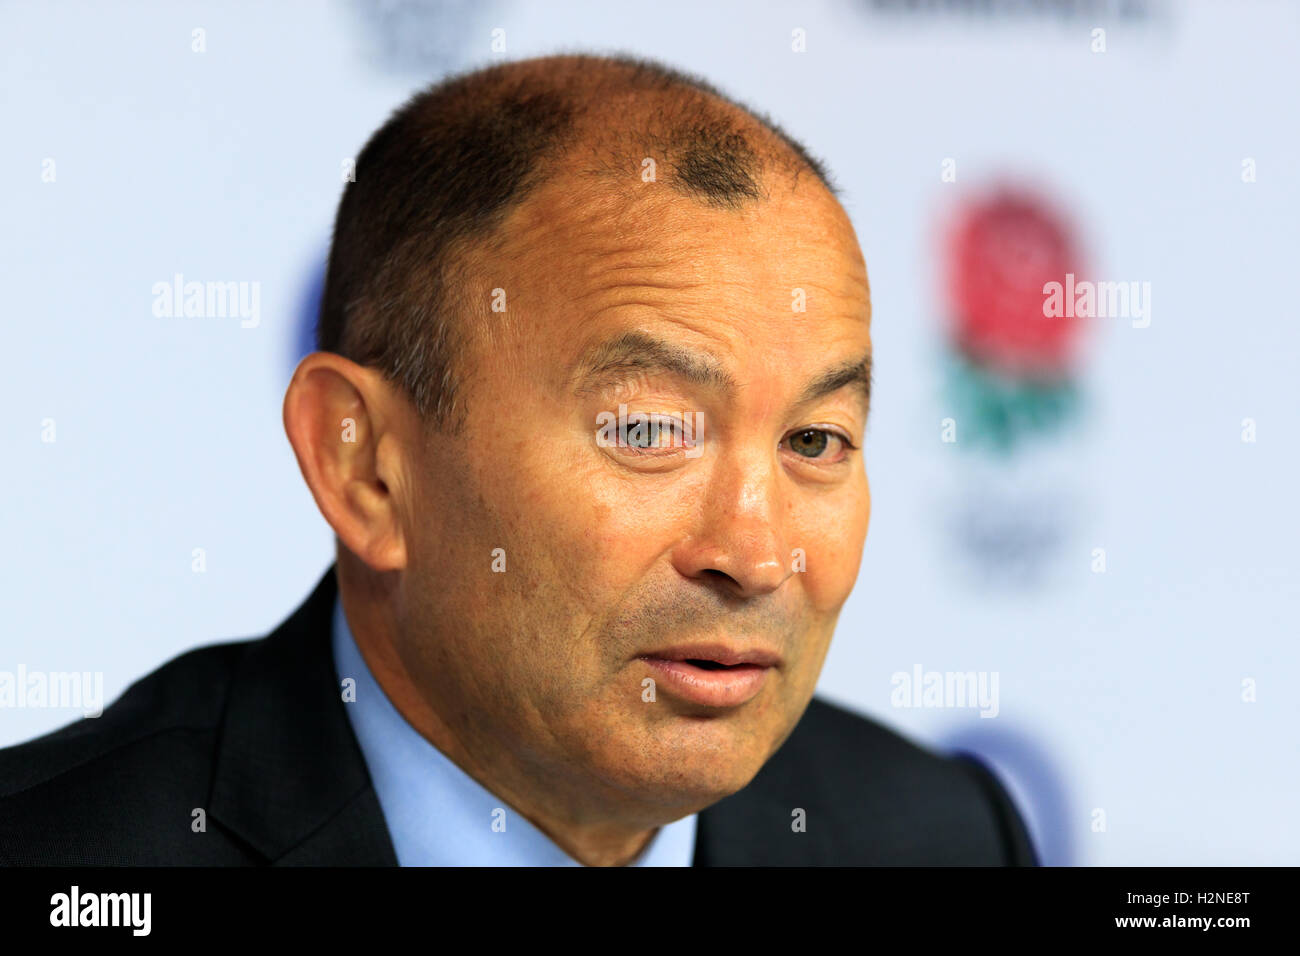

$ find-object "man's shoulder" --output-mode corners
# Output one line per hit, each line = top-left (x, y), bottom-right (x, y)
(0, 569), (393, 867)
(0, 637), (257, 864)
(694, 695), (1039, 865)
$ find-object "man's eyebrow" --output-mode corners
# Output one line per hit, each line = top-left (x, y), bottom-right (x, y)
(571, 330), (737, 395)
(572, 331), (871, 411)
(796, 351), (873, 410)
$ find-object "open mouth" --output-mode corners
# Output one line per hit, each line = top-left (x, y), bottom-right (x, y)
(639, 655), (774, 707)
(683, 658), (733, 671)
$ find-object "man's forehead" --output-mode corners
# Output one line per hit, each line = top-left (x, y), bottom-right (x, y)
(467, 163), (872, 399)
(490, 168), (867, 293)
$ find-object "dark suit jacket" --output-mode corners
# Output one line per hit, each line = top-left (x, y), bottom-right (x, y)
(0, 568), (1038, 865)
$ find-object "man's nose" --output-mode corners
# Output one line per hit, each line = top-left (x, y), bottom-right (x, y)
(670, 454), (792, 599)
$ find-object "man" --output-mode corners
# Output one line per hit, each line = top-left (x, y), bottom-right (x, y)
(0, 54), (1037, 866)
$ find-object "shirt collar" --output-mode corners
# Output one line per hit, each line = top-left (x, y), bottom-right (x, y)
(331, 594), (698, 866)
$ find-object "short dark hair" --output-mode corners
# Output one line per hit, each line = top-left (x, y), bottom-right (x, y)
(316, 53), (838, 432)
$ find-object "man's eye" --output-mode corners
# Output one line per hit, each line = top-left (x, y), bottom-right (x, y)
(620, 414), (689, 455)
(788, 429), (829, 457)
(784, 428), (852, 461)
(627, 417), (679, 448)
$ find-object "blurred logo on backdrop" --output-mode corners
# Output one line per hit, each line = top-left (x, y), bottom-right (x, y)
(291, 256), (326, 372)
(293, 1), (500, 371)
(944, 189), (1086, 453)
(351, 0), (498, 74)
(939, 187), (1090, 586)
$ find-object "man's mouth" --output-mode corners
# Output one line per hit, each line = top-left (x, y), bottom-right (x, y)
(683, 659), (729, 671)
(638, 643), (780, 708)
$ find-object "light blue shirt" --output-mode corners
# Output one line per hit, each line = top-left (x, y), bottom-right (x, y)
(332, 596), (699, 866)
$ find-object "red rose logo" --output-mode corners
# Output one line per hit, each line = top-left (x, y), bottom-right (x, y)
(945, 189), (1085, 380)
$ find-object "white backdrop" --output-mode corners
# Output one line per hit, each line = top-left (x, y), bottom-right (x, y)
(2, 0), (1296, 865)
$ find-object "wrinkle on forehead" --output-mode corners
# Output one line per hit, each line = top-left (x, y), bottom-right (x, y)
(496, 173), (866, 286)
(455, 164), (871, 389)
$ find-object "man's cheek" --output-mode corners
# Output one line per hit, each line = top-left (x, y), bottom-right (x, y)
(576, 470), (695, 547)
(793, 491), (869, 602)
(791, 529), (864, 613)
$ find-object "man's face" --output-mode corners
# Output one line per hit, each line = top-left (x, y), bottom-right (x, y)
(395, 168), (871, 821)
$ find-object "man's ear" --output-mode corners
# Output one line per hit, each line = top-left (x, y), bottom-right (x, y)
(283, 352), (409, 572)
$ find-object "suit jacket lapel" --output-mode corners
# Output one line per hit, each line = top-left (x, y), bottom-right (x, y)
(208, 566), (398, 865)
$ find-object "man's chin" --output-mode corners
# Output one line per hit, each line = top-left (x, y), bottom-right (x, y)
(588, 718), (775, 813)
